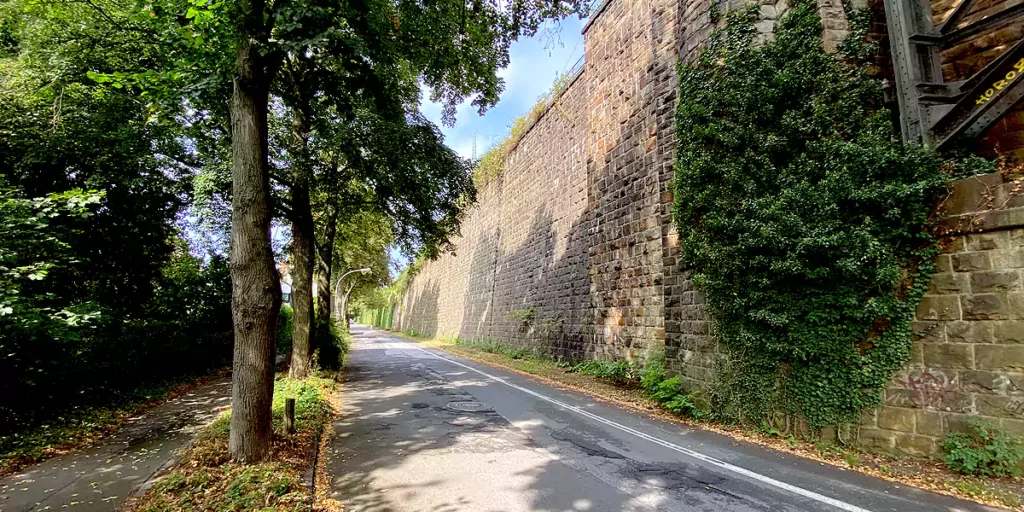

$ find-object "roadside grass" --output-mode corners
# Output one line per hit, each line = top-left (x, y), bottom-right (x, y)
(128, 374), (342, 512)
(392, 329), (1024, 510)
(0, 370), (229, 477)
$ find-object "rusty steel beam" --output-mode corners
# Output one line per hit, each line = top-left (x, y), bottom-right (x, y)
(932, 39), (1024, 150)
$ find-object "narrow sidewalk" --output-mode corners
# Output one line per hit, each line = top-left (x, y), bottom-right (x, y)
(0, 378), (231, 512)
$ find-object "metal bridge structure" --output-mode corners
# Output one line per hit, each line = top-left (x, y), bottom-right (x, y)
(884, 0), (1024, 149)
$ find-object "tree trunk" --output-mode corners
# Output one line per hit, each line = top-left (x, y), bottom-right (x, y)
(227, 25), (279, 463)
(288, 107), (315, 379)
(315, 226), (335, 321)
(315, 219), (336, 327)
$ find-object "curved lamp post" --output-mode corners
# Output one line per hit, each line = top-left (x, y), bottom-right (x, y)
(333, 267), (371, 320)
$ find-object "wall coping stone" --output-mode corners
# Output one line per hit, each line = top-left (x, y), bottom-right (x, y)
(936, 173), (1024, 236)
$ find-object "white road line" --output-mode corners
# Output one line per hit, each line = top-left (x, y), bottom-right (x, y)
(379, 333), (874, 512)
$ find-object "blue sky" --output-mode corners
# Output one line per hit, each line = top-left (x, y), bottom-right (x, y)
(418, 16), (587, 159)
(388, 16), (588, 277)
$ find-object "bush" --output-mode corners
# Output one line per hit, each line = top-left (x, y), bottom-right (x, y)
(943, 418), (1024, 477)
(276, 305), (294, 356)
(312, 321), (350, 371)
(567, 359), (639, 385)
(0, 243), (233, 436)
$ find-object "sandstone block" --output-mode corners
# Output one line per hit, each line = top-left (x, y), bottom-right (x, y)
(960, 370), (1024, 394)
(1011, 293), (1024, 320)
(916, 410), (944, 436)
(945, 321), (993, 343)
(967, 232), (1011, 251)
(975, 345), (1024, 372)
(990, 249), (1024, 269)
(858, 427), (896, 451)
(892, 432), (938, 458)
(952, 252), (991, 272)
(970, 270), (1020, 293)
(976, 395), (1023, 418)
(928, 272), (969, 294)
(878, 406), (916, 432)
(961, 294), (1009, 320)
(923, 343), (973, 369)
(995, 321), (1024, 343)
(916, 295), (961, 321)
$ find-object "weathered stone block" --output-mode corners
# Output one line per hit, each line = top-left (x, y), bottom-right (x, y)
(1000, 418), (1024, 437)
(916, 410), (943, 436)
(994, 321), (1024, 343)
(858, 426), (896, 451)
(913, 321), (944, 343)
(885, 388), (973, 413)
(969, 270), (1020, 293)
(878, 406), (916, 432)
(859, 409), (877, 427)
(976, 395), (1022, 419)
(990, 249), (1024, 269)
(927, 272), (969, 294)
(975, 345), (1024, 372)
(934, 254), (953, 273)
(922, 343), (973, 369)
(960, 370), (1024, 394)
(961, 294), (1009, 320)
(945, 321), (993, 343)
(952, 252), (991, 272)
(916, 295), (961, 321)
(967, 232), (1011, 251)
(1010, 293), (1024, 320)
(892, 432), (938, 458)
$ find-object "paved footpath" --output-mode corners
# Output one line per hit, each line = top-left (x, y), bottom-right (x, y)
(330, 325), (999, 512)
(0, 378), (231, 512)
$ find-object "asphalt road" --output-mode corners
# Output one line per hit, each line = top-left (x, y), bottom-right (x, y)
(330, 325), (999, 512)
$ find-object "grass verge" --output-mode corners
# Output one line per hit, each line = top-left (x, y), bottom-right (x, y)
(390, 329), (1024, 510)
(127, 374), (343, 512)
(0, 369), (230, 477)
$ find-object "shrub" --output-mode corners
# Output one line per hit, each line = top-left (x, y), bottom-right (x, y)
(276, 304), (294, 356)
(313, 321), (350, 371)
(942, 418), (1024, 477)
(568, 359), (639, 385)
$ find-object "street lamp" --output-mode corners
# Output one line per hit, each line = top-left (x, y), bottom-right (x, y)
(333, 268), (371, 320)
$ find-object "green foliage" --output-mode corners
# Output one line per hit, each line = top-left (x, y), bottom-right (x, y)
(942, 418), (1024, 477)
(563, 353), (703, 418)
(474, 73), (574, 188)
(312, 321), (351, 371)
(672, 0), (990, 429)
(454, 338), (531, 360)
(568, 359), (639, 385)
(0, 0), (234, 438)
(509, 306), (535, 330)
(277, 305), (295, 356)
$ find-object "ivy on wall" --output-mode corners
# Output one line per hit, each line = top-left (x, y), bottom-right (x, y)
(672, 0), (988, 429)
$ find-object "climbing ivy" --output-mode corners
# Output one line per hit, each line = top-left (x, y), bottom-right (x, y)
(672, 0), (989, 429)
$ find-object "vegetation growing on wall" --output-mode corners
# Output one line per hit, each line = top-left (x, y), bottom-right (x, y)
(474, 73), (574, 188)
(672, 0), (989, 429)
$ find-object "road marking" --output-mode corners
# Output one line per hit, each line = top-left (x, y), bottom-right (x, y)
(378, 333), (874, 512)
